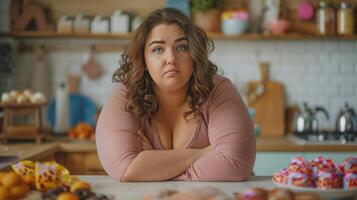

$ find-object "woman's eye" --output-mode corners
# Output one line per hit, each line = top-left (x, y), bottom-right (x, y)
(153, 47), (164, 54)
(176, 45), (188, 51)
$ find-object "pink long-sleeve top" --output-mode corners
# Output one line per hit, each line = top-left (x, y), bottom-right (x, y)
(96, 75), (256, 181)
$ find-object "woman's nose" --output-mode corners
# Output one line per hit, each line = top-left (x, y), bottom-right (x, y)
(165, 48), (176, 65)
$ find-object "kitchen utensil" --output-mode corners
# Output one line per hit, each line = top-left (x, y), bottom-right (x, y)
(336, 102), (356, 133)
(82, 47), (103, 80)
(295, 102), (329, 133)
(247, 63), (285, 137)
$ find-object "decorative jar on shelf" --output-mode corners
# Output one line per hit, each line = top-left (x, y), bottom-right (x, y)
(221, 10), (249, 35)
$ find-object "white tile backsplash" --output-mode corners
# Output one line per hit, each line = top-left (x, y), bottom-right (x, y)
(1, 39), (357, 129)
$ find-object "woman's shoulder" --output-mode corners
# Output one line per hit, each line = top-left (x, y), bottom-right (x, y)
(211, 74), (235, 93)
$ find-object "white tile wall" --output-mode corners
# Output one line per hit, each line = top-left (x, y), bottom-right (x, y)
(1, 40), (357, 129)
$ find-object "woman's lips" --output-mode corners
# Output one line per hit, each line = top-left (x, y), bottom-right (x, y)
(164, 69), (180, 75)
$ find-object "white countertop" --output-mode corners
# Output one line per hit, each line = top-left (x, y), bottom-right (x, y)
(79, 175), (274, 200)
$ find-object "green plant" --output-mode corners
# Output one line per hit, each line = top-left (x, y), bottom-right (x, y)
(191, 0), (223, 13)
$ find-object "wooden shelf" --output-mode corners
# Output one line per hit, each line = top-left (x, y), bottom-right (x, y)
(1, 31), (357, 40)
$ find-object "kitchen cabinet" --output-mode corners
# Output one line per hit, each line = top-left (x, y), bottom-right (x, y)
(55, 152), (106, 175)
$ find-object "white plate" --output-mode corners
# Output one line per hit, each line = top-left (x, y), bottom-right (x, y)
(273, 180), (357, 200)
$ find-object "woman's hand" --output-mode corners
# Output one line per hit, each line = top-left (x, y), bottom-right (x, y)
(138, 130), (154, 151)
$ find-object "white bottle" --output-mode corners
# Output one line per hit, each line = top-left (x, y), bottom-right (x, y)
(54, 82), (70, 134)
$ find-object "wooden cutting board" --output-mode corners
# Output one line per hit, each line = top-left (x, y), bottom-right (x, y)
(247, 63), (285, 138)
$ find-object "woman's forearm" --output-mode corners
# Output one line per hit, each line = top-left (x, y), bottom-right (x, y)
(121, 148), (207, 181)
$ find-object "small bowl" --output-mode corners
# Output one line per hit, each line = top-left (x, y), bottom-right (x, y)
(268, 20), (290, 35)
(221, 19), (248, 35)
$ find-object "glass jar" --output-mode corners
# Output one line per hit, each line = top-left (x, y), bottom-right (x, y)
(337, 2), (355, 35)
(317, 1), (336, 35)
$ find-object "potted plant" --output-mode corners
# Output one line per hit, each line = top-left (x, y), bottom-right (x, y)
(191, 0), (223, 33)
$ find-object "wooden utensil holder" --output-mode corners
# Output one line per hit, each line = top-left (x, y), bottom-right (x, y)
(0, 102), (47, 143)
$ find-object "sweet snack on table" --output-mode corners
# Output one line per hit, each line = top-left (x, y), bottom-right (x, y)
(315, 172), (343, 189)
(35, 161), (70, 191)
(57, 192), (79, 200)
(272, 156), (357, 190)
(235, 188), (321, 200)
(0, 171), (30, 200)
(268, 188), (294, 200)
(10, 160), (112, 200)
(11, 160), (36, 188)
(343, 173), (357, 189)
(294, 192), (321, 200)
(70, 180), (92, 193)
(339, 157), (357, 174)
(288, 157), (313, 177)
(287, 172), (314, 187)
(235, 188), (268, 200)
(272, 168), (289, 184)
(144, 186), (232, 200)
(310, 156), (324, 177)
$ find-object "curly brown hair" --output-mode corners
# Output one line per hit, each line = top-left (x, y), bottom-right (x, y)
(112, 8), (217, 122)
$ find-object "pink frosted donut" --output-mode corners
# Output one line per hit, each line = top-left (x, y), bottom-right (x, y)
(343, 173), (357, 189)
(289, 157), (313, 176)
(273, 168), (289, 184)
(287, 172), (314, 187)
(340, 157), (357, 174)
(317, 159), (337, 174)
(316, 172), (343, 189)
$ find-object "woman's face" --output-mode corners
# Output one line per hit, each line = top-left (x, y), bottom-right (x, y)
(144, 23), (193, 93)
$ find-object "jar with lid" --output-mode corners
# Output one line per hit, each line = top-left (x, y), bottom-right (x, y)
(316, 1), (336, 35)
(337, 1), (355, 35)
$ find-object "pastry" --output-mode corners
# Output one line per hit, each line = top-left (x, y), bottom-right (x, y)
(0, 186), (10, 200)
(315, 172), (343, 189)
(287, 172), (313, 187)
(56, 192), (79, 200)
(236, 188), (268, 200)
(70, 181), (92, 192)
(343, 173), (357, 189)
(294, 192), (321, 200)
(1, 172), (22, 188)
(268, 188), (294, 200)
(9, 184), (29, 199)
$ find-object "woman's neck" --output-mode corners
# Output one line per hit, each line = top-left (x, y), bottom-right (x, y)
(154, 86), (188, 112)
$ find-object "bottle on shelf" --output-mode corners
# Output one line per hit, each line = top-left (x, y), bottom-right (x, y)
(316, 1), (336, 36)
(337, 1), (355, 35)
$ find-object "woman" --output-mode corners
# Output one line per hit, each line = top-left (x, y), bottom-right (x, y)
(96, 8), (256, 182)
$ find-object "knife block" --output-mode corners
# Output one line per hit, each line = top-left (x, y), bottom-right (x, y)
(0, 102), (47, 143)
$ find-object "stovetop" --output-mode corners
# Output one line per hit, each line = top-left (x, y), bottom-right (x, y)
(290, 131), (357, 145)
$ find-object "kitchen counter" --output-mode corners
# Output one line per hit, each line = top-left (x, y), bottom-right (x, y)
(1, 137), (356, 170)
(79, 175), (274, 200)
